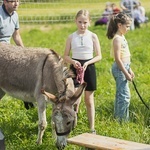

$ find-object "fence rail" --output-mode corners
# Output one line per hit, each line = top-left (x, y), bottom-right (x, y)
(1, 0), (104, 23)
(20, 0), (103, 2)
(19, 14), (100, 24)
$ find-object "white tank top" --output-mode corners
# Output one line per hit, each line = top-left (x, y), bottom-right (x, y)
(71, 30), (93, 60)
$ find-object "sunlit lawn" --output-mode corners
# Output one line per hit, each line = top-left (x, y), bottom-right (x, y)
(0, 0), (150, 149)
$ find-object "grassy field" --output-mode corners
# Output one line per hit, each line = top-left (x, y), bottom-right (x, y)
(1, 22), (150, 149)
(18, 0), (150, 16)
(0, 1), (150, 150)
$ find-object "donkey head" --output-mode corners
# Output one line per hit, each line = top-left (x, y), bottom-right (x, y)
(42, 81), (86, 150)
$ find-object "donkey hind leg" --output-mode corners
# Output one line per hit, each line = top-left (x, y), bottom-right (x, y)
(36, 99), (47, 145)
(24, 101), (34, 110)
(0, 89), (5, 100)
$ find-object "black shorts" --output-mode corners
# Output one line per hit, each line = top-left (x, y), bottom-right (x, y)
(70, 59), (97, 91)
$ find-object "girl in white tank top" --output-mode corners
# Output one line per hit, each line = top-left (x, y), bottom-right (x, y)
(64, 9), (102, 133)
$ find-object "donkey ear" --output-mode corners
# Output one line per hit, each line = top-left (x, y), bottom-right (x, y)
(41, 89), (57, 103)
(68, 82), (87, 106)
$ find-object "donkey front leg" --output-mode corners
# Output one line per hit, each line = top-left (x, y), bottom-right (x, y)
(36, 100), (47, 145)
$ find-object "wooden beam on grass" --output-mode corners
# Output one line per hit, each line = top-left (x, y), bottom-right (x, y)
(67, 133), (150, 150)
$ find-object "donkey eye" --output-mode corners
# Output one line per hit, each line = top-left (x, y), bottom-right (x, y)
(67, 121), (71, 125)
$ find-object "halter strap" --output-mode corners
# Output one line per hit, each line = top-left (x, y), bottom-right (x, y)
(55, 129), (71, 136)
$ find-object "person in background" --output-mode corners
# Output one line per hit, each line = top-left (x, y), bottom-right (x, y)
(111, 3), (121, 15)
(106, 13), (135, 123)
(120, 0), (140, 30)
(0, 0), (34, 109)
(138, 2), (149, 22)
(120, 0), (139, 14)
(95, 2), (112, 26)
(0, 0), (23, 45)
(133, 2), (149, 28)
(64, 9), (102, 133)
(133, 4), (143, 28)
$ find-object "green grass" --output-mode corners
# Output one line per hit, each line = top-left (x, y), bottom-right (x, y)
(1, 1), (150, 149)
(17, 1), (150, 24)
(1, 22), (149, 150)
(18, 0), (150, 20)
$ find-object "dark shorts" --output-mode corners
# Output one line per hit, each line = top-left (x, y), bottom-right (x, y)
(70, 59), (97, 91)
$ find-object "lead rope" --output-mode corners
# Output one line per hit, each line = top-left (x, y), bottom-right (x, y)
(76, 66), (85, 84)
(132, 80), (149, 110)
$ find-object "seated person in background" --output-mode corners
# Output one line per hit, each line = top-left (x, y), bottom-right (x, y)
(138, 2), (149, 22)
(95, 2), (112, 26)
(133, 4), (149, 28)
(111, 3), (121, 15)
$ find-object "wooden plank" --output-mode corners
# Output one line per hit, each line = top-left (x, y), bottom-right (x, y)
(67, 133), (150, 150)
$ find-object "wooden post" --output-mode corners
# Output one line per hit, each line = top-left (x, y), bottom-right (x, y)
(0, 129), (5, 150)
(130, 0), (135, 30)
